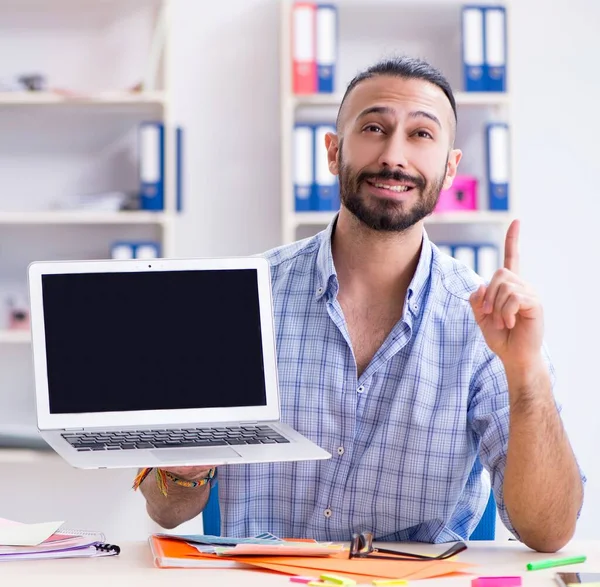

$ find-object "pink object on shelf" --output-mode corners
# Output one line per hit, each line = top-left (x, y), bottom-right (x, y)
(435, 175), (478, 212)
(290, 577), (318, 584)
(472, 577), (522, 587)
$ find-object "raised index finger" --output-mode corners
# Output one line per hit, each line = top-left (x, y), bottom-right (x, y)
(504, 219), (520, 273)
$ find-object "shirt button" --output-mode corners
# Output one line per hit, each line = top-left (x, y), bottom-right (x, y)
(316, 287), (324, 295)
(324, 508), (332, 518)
(337, 446), (344, 456)
(357, 385), (365, 393)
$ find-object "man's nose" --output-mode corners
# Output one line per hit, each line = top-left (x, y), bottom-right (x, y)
(377, 133), (409, 169)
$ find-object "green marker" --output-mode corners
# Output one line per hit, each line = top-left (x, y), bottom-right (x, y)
(526, 555), (587, 571)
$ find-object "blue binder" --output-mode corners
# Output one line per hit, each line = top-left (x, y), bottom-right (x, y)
(486, 123), (510, 210)
(461, 6), (486, 92)
(313, 124), (339, 211)
(475, 243), (499, 282)
(139, 121), (164, 211)
(293, 124), (315, 211)
(134, 241), (161, 259)
(316, 4), (337, 93)
(483, 6), (507, 92)
(176, 126), (184, 212)
(452, 244), (477, 272)
(111, 241), (135, 260)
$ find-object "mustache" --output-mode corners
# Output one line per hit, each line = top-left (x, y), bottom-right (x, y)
(356, 168), (425, 190)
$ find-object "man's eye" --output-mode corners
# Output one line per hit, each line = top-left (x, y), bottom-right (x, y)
(364, 125), (383, 133)
(415, 130), (433, 139)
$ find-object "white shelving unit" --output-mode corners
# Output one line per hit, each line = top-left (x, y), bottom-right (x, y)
(0, 330), (30, 344)
(0, 0), (179, 463)
(0, 90), (166, 106)
(0, 0), (176, 348)
(279, 0), (514, 247)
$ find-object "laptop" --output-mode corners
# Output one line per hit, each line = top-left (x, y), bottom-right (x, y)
(27, 256), (331, 469)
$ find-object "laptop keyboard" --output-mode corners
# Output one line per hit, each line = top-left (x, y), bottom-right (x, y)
(61, 425), (290, 452)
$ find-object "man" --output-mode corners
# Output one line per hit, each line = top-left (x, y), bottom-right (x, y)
(139, 56), (584, 552)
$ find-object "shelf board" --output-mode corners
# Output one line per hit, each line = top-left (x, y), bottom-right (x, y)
(0, 448), (57, 464)
(0, 330), (31, 344)
(0, 211), (173, 225)
(292, 210), (512, 227)
(0, 91), (166, 107)
(290, 92), (510, 108)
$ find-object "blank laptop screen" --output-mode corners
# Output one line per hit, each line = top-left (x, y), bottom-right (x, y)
(40, 269), (268, 414)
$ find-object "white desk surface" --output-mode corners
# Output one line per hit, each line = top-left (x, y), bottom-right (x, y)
(0, 540), (597, 587)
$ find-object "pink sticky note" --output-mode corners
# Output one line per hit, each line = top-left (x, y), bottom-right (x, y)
(472, 577), (522, 587)
(290, 578), (318, 584)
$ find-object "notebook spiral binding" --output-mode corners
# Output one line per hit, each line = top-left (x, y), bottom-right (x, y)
(59, 528), (106, 540)
(95, 543), (121, 555)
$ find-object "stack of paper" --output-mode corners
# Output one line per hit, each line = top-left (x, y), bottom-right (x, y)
(155, 532), (343, 557)
(149, 533), (475, 582)
(0, 517), (119, 561)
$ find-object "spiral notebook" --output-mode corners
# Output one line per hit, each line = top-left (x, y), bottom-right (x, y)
(0, 519), (120, 561)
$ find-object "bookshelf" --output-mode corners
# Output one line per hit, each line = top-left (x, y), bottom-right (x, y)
(279, 0), (515, 256)
(0, 0), (175, 349)
(0, 1), (177, 458)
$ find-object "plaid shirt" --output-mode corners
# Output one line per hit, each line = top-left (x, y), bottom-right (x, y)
(217, 217), (568, 542)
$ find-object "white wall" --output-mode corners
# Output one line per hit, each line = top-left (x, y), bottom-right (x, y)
(170, 0), (282, 257)
(169, 0), (600, 540)
(2, 0), (597, 542)
(509, 0), (600, 539)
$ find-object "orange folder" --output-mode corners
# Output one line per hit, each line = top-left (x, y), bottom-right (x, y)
(149, 535), (476, 582)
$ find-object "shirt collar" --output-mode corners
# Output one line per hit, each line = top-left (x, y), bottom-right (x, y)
(314, 214), (433, 314)
(406, 229), (433, 316)
(314, 214), (339, 300)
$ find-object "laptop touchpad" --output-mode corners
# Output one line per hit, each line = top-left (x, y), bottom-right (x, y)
(150, 447), (241, 464)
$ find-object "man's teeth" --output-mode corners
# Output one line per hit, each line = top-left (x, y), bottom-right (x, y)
(373, 183), (411, 192)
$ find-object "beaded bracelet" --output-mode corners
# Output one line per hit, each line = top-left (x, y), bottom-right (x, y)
(132, 466), (216, 497)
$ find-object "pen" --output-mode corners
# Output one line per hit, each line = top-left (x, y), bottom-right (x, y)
(526, 555), (587, 571)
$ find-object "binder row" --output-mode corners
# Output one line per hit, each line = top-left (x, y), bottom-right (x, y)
(138, 122), (184, 212)
(294, 123), (340, 212)
(293, 122), (510, 213)
(290, 3), (507, 95)
(292, 2), (337, 94)
(462, 5), (507, 92)
(437, 243), (499, 281)
(111, 241), (161, 260)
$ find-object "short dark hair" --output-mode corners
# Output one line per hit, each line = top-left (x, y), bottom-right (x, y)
(336, 56), (457, 132)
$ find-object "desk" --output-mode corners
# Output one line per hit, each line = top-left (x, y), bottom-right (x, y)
(0, 541), (597, 587)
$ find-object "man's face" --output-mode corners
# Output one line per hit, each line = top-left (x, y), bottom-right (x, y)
(326, 75), (462, 232)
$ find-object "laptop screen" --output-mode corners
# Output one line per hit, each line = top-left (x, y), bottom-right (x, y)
(40, 269), (268, 414)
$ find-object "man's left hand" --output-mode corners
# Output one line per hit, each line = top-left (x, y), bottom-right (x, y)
(469, 219), (544, 370)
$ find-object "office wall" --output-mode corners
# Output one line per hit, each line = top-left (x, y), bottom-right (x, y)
(3, 0), (596, 541)
(170, 0), (600, 540)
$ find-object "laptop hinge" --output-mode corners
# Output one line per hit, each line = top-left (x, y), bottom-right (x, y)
(63, 428), (84, 431)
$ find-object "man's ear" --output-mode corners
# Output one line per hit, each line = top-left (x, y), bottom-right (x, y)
(325, 132), (340, 176)
(442, 149), (462, 190)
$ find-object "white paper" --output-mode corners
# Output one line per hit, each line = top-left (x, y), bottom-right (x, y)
(0, 518), (64, 547)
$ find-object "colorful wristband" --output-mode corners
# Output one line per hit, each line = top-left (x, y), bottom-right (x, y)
(132, 466), (216, 497)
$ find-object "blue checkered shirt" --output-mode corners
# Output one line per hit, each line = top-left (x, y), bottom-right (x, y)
(217, 218), (564, 542)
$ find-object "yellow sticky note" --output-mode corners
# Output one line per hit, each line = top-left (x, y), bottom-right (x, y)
(372, 580), (409, 587)
(320, 573), (357, 586)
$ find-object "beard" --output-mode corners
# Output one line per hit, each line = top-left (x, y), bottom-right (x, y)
(338, 150), (448, 233)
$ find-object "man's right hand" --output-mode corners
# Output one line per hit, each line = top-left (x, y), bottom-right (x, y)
(140, 465), (217, 529)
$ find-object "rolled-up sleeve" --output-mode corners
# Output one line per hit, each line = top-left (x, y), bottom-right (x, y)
(467, 341), (586, 539)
